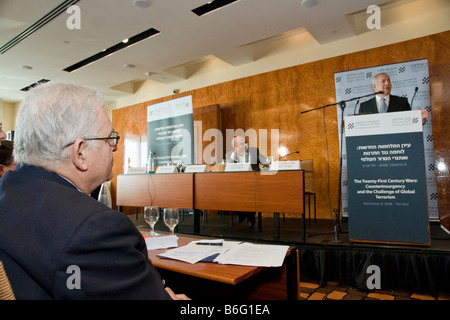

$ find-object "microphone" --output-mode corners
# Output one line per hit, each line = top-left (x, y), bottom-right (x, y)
(410, 87), (418, 108)
(374, 90), (384, 95)
(277, 150), (300, 161)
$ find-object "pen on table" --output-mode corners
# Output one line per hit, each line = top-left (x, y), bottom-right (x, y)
(195, 242), (223, 246)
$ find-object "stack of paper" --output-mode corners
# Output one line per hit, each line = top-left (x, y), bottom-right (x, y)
(145, 235), (178, 250)
(158, 239), (240, 264)
(214, 242), (289, 267)
(158, 239), (289, 267)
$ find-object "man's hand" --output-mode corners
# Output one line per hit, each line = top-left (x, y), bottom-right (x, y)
(165, 287), (191, 300)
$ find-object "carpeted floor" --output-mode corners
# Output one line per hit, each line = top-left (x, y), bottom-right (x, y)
(298, 280), (449, 300)
(129, 210), (450, 300)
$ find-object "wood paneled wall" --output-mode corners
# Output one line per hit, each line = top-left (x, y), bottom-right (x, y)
(112, 31), (450, 226)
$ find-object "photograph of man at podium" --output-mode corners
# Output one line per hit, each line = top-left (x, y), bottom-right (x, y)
(358, 72), (429, 120)
(225, 135), (269, 227)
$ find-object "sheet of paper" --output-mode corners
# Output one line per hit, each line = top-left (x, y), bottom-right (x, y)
(158, 239), (240, 264)
(145, 235), (178, 250)
(214, 242), (289, 267)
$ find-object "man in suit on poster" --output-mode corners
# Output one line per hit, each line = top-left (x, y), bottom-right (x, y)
(358, 72), (429, 120)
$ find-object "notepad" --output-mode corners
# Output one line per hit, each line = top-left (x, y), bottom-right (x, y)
(158, 239), (239, 264)
(157, 239), (289, 267)
(214, 242), (289, 267)
(145, 235), (178, 250)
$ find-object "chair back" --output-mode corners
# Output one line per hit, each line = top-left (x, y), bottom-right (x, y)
(0, 261), (16, 300)
(300, 159), (314, 193)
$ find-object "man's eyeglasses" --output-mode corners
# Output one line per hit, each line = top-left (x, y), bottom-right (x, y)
(64, 131), (120, 148)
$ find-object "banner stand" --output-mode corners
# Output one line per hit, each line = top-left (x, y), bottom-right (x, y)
(345, 110), (430, 246)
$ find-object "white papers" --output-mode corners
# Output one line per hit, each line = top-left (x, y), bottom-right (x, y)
(158, 239), (240, 264)
(145, 235), (178, 250)
(156, 239), (289, 267)
(214, 242), (289, 267)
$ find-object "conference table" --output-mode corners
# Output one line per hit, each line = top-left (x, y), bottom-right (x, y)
(146, 234), (300, 300)
(117, 170), (306, 241)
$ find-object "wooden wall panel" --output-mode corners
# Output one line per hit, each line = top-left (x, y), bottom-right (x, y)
(112, 31), (450, 226)
(111, 102), (146, 215)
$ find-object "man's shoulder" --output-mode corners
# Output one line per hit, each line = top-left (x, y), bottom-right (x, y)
(389, 94), (411, 110)
(390, 94), (408, 101)
(360, 97), (376, 105)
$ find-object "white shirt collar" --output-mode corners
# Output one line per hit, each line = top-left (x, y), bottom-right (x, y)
(376, 94), (390, 112)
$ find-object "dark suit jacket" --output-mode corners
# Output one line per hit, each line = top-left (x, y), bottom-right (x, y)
(225, 147), (268, 171)
(0, 164), (170, 300)
(358, 95), (411, 115)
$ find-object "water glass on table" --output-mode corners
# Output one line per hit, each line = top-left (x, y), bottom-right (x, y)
(144, 206), (160, 237)
(163, 208), (180, 235)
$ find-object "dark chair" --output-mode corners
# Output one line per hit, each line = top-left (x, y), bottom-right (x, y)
(300, 159), (316, 223)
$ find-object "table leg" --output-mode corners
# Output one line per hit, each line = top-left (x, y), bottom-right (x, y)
(194, 209), (201, 233)
(273, 212), (280, 241)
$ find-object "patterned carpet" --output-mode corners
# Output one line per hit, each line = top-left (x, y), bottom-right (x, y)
(299, 280), (450, 300)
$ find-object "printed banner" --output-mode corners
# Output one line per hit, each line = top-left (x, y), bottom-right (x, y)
(345, 111), (430, 245)
(334, 59), (438, 219)
(147, 95), (194, 166)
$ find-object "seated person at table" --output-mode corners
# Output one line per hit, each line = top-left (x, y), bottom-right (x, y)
(225, 135), (269, 171)
(0, 82), (188, 300)
(225, 135), (269, 227)
(0, 140), (16, 179)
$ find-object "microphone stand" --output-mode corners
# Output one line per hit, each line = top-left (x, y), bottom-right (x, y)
(301, 91), (381, 243)
(276, 150), (300, 161)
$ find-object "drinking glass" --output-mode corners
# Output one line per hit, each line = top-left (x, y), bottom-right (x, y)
(163, 208), (180, 235)
(144, 206), (160, 237)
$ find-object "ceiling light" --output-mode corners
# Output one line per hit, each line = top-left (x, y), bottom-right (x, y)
(63, 28), (160, 72)
(21, 65), (32, 70)
(123, 64), (135, 69)
(301, 0), (317, 8)
(21, 79), (50, 91)
(192, 0), (239, 16)
(134, 0), (150, 8)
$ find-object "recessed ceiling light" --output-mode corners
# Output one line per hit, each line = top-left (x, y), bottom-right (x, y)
(21, 79), (50, 91)
(301, 0), (317, 8)
(134, 0), (150, 8)
(123, 64), (136, 69)
(21, 65), (32, 70)
(63, 28), (160, 72)
(192, 0), (239, 16)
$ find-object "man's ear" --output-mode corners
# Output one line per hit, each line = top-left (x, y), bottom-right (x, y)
(70, 139), (89, 172)
(0, 164), (5, 176)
